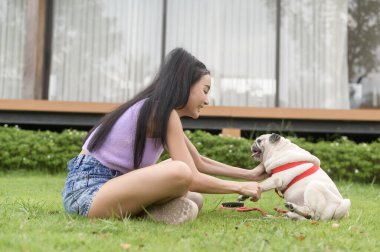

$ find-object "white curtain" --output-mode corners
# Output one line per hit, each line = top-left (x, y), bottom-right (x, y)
(166, 0), (277, 107)
(49, 0), (162, 102)
(0, 0), (26, 99)
(279, 0), (349, 109)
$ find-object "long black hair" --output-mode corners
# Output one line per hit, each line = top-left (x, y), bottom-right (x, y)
(86, 48), (210, 168)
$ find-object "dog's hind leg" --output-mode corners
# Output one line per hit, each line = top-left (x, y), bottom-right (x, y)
(285, 202), (313, 219)
(304, 181), (344, 220)
(286, 211), (307, 220)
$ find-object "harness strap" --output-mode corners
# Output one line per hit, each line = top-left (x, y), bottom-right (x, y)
(271, 161), (319, 195)
(272, 161), (311, 174)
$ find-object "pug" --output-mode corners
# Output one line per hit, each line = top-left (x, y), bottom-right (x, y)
(243, 133), (350, 220)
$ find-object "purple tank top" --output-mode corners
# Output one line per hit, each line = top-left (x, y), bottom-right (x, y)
(83, 99), (164, 173)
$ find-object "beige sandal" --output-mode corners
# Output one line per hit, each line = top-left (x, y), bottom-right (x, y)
(145, 197), (198, 225)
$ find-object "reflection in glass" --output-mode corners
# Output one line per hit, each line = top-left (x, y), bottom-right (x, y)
(348, 0), (380, 108)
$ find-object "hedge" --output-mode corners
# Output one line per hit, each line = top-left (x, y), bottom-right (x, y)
(0, 126), (379, 183)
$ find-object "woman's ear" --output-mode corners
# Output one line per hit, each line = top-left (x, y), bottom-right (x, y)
(269, 133), (281, 143)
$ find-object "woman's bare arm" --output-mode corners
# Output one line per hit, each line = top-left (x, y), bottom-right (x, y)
(165, 110), (260, 198)
(183, 135), (268, 181)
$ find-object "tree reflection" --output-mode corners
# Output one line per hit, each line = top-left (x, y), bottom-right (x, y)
(348, 0), (380, 82)
(348, 0), (380, 108)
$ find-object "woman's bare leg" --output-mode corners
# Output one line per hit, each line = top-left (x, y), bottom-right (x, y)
(88, 160), (193, 218)
(160, 159), (203, 211)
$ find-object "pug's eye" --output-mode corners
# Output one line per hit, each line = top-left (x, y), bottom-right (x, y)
(257, 139), (262, 144)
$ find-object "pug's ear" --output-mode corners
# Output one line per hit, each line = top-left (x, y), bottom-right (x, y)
(269, 133), (281, 143)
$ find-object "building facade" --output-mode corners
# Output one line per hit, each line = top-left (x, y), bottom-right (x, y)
(1, 0), (379, 109)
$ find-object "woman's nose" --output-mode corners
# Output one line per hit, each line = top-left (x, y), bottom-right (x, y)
(204, 96), (209, 105)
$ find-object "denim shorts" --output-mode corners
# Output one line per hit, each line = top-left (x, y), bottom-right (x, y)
(62, 154), (122, 216)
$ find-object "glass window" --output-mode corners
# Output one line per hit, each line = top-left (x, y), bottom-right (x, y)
(279, 0), (349, 109)
(166, 0), (277, 107)
(4, 0), (378, 110)
(348, 0), (380, 108)
(49, 0), (163, 102)
(0, 0), (26, 99)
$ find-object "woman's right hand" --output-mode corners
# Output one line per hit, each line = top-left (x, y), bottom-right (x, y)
(238, 181), (262, 202)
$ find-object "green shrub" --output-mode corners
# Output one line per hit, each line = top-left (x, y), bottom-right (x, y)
(0, 126), (379, 183)
(0, 126), (84, 173)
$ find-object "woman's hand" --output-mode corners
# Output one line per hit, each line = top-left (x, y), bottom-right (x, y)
(238, 181), (262, 202)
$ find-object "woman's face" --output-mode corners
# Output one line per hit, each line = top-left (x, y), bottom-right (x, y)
(177, 74), (211, 119)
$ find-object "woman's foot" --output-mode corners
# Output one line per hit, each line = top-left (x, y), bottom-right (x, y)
(186, 192), (204, 211)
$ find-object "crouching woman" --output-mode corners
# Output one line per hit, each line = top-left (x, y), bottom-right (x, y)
(62, 48), (261, 224)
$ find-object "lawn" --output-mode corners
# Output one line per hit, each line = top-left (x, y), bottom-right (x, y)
(0, 173), (379, 252)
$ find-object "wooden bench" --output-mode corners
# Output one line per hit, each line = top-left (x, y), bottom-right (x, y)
(1, 99), (380, 137)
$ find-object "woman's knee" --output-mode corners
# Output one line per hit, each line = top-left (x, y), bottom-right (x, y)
(167, 161), (193, 186)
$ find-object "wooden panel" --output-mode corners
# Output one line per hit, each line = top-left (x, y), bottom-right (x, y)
(221, 128), (241, 138)
(22, 0), (48, 99)
(0, 99), (379, 121)
(0, 99), (119, 113)
(200, 106), (380, 122)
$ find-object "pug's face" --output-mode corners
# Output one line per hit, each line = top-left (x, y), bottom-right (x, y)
(251, 133), (282, 161)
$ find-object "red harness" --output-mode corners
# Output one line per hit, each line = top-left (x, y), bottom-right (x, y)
(271, 161), (319, 195)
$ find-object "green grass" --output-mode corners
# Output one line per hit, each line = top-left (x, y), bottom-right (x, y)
(0, 173), (379, 252)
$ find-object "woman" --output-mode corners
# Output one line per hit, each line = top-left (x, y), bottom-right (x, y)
(62, 48), (262, 224)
